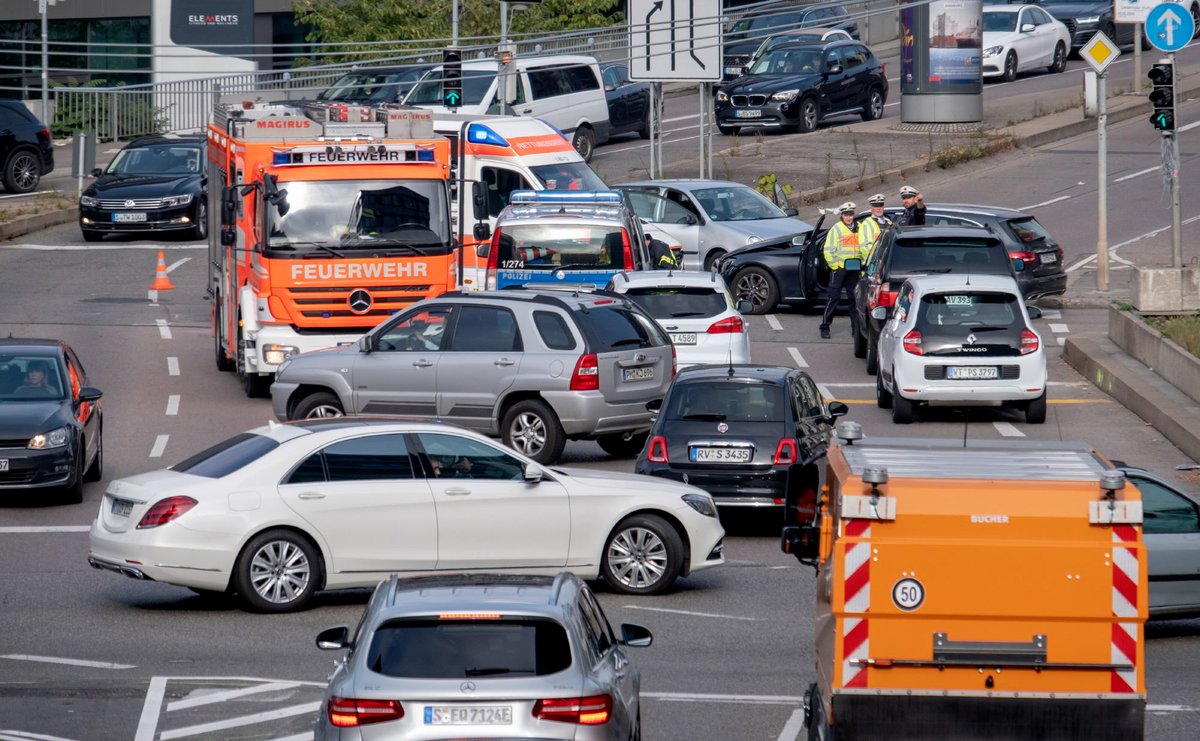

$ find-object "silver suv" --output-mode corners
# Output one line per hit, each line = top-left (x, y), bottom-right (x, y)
(313, 573), (651, 740)
(270, 289), (676, 464)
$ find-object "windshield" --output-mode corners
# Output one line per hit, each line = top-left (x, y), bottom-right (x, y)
(667, 381), (785, 422)
(749, 47), (823, 75)
(495, 223), (629, 270)
(318, 68), (425, 103)
(0, 355), (66, 401)
(107, 143), (201, 175)
(405, 68), (495, 106)
(267, 180), (450, 254)
(691, 186), (788, 222)
(982, 12), (1018, 32)
(529, 162), (607, 191)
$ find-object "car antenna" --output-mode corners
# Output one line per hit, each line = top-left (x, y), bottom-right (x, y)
(727, 345), (735, 377)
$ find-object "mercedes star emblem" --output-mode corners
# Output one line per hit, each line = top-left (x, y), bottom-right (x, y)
(459, 681), (477, 694)
(348, 289), (373, 315)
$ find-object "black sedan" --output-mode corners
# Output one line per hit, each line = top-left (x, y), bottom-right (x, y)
(79, 134), (207, 242)
(0, 339), (103, 504)
(1002, 0), (1200, 50)
(715, 39), (886, 135)
(716, 210), (840, 314)
(635, 364), (847, 522)
(600, 63), (651, 139)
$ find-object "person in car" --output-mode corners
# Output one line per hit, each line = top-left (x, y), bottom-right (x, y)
(898, 185), (926, 226)
(430, 454), (473, 478)
(18, 362), (53, 392)
(819, 202), (868, 340)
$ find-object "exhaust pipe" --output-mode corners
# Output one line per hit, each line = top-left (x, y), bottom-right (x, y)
(88, 557), (150, 581)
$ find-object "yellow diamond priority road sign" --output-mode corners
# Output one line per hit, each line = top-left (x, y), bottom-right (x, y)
(1081, 30), (1121, 75)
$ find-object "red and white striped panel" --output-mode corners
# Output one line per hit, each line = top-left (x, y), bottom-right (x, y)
(1110, 524), (1139, 693)
(515, 247), (553, 262)
(841, 519), (871, 688)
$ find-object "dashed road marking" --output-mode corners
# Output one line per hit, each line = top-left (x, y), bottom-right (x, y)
(644, 691), (802, 705)
(150, 435), (169, 458)
(1114, 165), (1158, 183)
(787, 347), (808, 368)
(622, 605), (758, 621)
(993, 422), (1025, 437)
(167, 357), (180, 376)
(1039, 308), (1062, 319)
(166, 395), (180, 416)
(156, 319), (172, 340)
(165, 257), (191, 274)
(776, 708), (807, 741)
(1018, 195), (1071, 210)
(1049, 323), (1068, 334)
(765, 314), (783, 331)
(0, 654), (134, 670)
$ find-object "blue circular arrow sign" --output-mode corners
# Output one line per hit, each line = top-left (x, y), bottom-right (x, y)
(1146, 2), (1195, 53)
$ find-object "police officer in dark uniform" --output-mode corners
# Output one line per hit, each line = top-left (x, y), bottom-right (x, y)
(897, 185), (926, 226)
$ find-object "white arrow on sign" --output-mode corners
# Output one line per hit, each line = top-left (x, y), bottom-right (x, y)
(1158, 6), (1184, 47)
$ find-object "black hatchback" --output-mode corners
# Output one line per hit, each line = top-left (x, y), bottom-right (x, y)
(0, 339), (103, 504)
(79, 134), (207, 242)
(635, 365), (847, 520)
(0, 100), (54, 194)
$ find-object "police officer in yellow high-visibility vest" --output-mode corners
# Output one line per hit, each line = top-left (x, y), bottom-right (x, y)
(858, 193), (892, 260)
(820, 202), (870, 339)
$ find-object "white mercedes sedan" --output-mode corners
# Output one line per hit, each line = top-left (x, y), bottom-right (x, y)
(88, 420), (725, 612)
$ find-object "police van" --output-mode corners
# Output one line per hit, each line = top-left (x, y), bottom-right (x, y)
(481, 191), (651, 290)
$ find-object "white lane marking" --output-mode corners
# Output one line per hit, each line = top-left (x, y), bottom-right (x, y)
(0, 654), (134, 670)
(1018, 195), (1071, 210)
(1114, 165), (1158, 183)
(787, 346), (808, 368)
(992, 422), (1025, 437)
(622, 605), (758, 621)
(166, 395), (180, 416)
(0, 732), (82, 741)
(1066, 254), (1096, 272)
(776, 708), (807, 741)
(150, 435), (169, 458)
(1066, 213), (1200, 272)
(817, 383), (835, 401)
(0, 526), (90, 533)
(1179, 119), (1200, 133)
(765, 314), (783, 331)
(1148, 704), (1200, 712)
(167, 681), (301, 712)
(167, 357), (180, 376)
(644, 691), (802, 705)
(158, 702), (322, 740)
(1039, 309), (1061, 319)
(1049, 323), (1068, 333)
(156, 319), (172, 340)
(0, 244), (205, 251)
(165, 257), (191, 274)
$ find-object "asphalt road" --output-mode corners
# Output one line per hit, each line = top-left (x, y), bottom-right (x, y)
(3, 56), (1200, 739)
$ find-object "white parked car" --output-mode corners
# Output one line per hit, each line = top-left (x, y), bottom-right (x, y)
(87, 420), (726, 612)
(874, 274), (1047, 424)
(981, 5), (1071, 82)
(606, 270), (753, 368)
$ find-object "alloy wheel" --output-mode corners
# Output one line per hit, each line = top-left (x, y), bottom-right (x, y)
(508, 411), (547, 456)
(11, 152), (38, 191)
(606, 527), (669, 590)
(737, 273), (769, 310)
(248, 540), (312, 605)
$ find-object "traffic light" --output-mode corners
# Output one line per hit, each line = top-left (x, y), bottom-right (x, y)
(442, 48), (462, 109)
(1148, 62), (1175, 132)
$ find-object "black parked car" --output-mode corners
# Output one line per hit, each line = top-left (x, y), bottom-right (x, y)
(715, 40), (886, 135)
(317, 63), (434, 105)
(0, 339), (103, 504)
(79, 134), (206, 242)
(721, 0), (860, 83)
(0, 100), (54, 194)
(853, 225), (1025, 375)
(600, 63), (651, 139)
(717, 210), (842, 314)
(635, 364), (847, 522)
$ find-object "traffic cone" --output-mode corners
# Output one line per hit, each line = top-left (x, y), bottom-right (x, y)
(150, 250), (175, 291)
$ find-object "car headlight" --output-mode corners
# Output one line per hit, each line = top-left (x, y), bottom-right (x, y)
(263, 343), (299, 366)
(1076, 15), (1101, 24)
(771, 89), (800, 102)
(682, 492), (718, 518)
(162, 193), (194, 207)
(984, 45), (1004, 57)
(29, 427), (69, 450)
(716, 90), (729, 102)
(79, 195), (98, 207)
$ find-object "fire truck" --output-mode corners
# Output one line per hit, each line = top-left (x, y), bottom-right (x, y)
(206, 100), (471, 396)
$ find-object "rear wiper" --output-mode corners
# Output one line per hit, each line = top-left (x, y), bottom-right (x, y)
(682, 413), (727, 421)
(555, 263), (606, 271)
(966, 325), (1010, 331)
(609, 338), (648, 348)
(465, 667), (520, 677)
(669, 311), (707, 317)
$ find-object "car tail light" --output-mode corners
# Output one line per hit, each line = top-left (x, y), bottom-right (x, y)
(902, 330), (924, 355)
(569, 353), (599, 390)
(648, 436), (669, 463)
(532, 694), (612, 726)
(1055, 246), (1064, 263)
(670, 344), (677, 378)
(773, 438), (798, 465)
(621, 228), (635, 269)
(136, 496), (198, 529)
(706, 316), (744, 334)
(871, 282), (897, 309)
(485, 230), (502, 290)
(38, 127), (50, 141)
(1010, 250), (1038, 266)
(1020, 329), (1040, 355)
(328, 697), (404, 728)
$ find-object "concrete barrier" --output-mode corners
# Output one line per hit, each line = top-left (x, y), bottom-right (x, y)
(1108, 305), (1200, 406)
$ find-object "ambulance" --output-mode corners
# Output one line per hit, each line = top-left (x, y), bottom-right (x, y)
(783, 425), (1148, 740)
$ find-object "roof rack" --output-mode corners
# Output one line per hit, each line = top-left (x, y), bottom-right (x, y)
(549, 572), (574, 606)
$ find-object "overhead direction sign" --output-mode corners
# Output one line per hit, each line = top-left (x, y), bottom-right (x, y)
(1146, 1), (1195, 53)
(627, 0), (722, 82)
(1081, 30), (1121, 74)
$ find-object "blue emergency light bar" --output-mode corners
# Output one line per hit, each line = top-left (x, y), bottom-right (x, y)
(466, 124), (510, 148)
(509, 190), (623, 205)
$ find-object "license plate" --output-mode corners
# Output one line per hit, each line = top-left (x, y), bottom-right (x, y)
(113, 212), (147, 222)
(944, 295), (975, 305)
(724, 67), (742, 75)
(947, 366), (998, 380)
(622, 366), (655, 382)
(425, 705), (512, 725)
(691, 446), (752, 463)
(111, 498), (133, 517)
(670, 333), (698, 345)
(0, 459), (7, 471)
(734, 109), (762, 118)
(1040, 252), (1058, 263)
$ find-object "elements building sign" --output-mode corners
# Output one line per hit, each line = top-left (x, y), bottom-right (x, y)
(170, 0), (253, 54)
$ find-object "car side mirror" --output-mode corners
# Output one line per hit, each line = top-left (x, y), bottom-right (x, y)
(826, 400), (849, 419)
(736, 299), (753, 314)
(738, 66), (748, 76)
(471, 181), (488, 221)
(842, 258), (861, 271)
(1020, 23), (1035, 33)
(77, 386), (103, 403)
(619, 623), (653, 648)
(89, 167), (102, 178)
(871, 306), (889, 321)
(474, 223), (492, 241)
(475, 242), (491, 258)
(825, 63), (842, 75)
(316, 625), (352, 650)
(523, 462), (544, 484)
(781, 524), (820, 562)
(357, 335), (373, 353)
(1011, 257), (1026, 272)
(645, 398), (662, 412)
(1026, 305), (1043, 320)
(783, 207), (799, 217)
(605, 83), (615, 92)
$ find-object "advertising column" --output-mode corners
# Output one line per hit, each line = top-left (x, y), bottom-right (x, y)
(152, 0), (256, 131)
(900, 0), (983, 123)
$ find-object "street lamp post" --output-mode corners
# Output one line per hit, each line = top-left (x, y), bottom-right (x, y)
(39, 0), (49, 126)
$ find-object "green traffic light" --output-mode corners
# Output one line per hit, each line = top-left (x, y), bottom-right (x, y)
(1151, 111), (1175, 131)
(444, 90), (461, 107)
